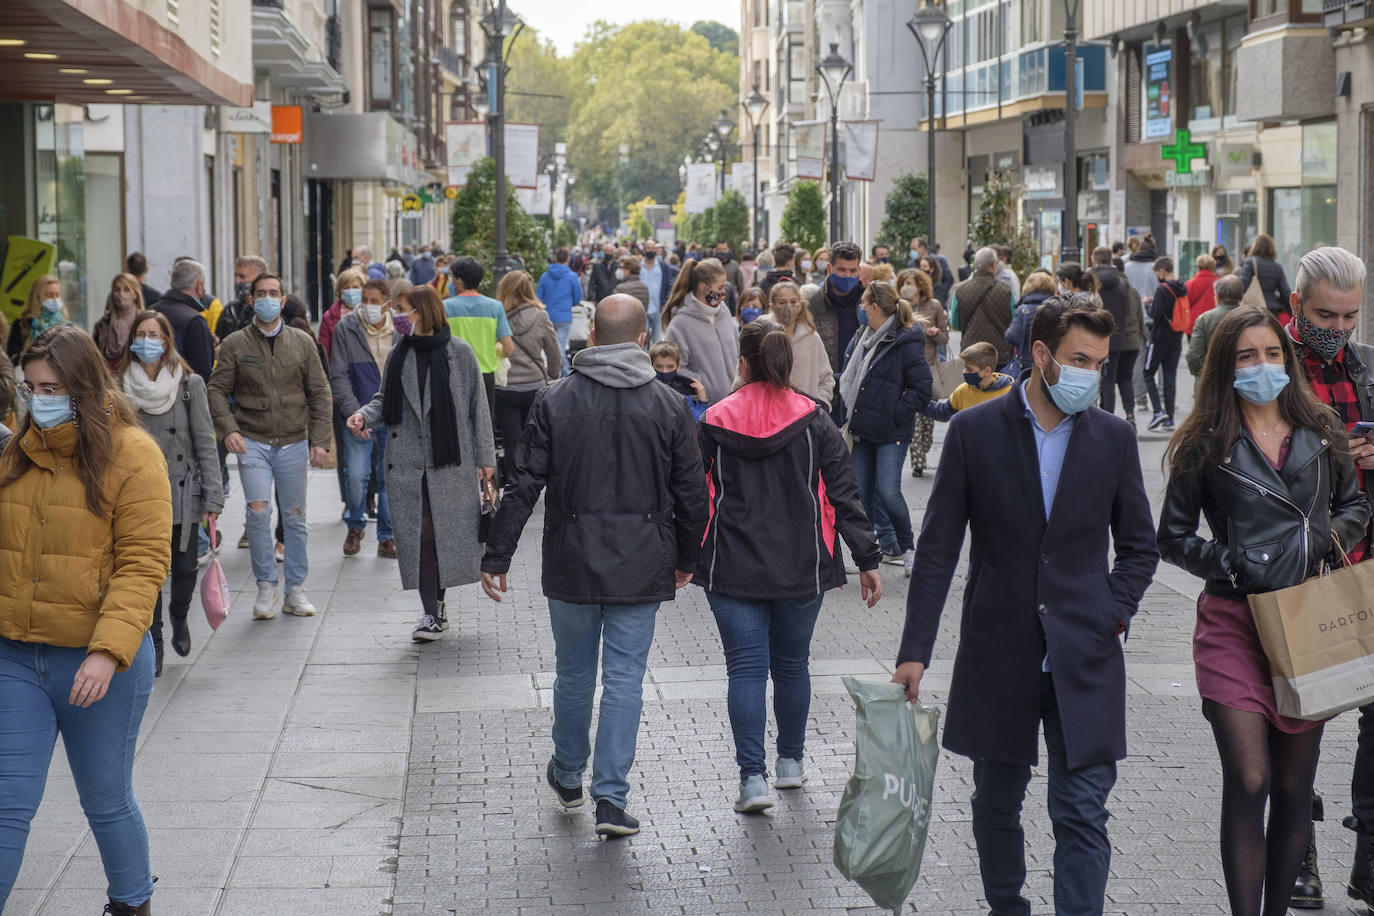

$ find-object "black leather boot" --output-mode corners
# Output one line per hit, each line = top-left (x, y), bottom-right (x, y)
(103, 897), (151, 915)
(170, 616), (191, 657)
(1347, 817), (1374, 906)
(1291, 822), (1324, 908)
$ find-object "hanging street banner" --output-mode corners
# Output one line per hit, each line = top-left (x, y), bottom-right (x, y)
(794, 121), (825, 181)
(685, 162), (719, 214)
(842, 120), (879, 182)
(504, 123), (541, 189)
(444, 121), (486, 188)
(729, 162), (755, 199)
(517, 174), (553, 215)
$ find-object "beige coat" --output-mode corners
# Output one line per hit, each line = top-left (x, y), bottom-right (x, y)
(787, 323), (835, 407)
(914, 297), (950, 366)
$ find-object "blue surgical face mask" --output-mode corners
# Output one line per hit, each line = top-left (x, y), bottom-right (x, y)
(131, 337), (165, 365)
(29, 393), (73, 429)
(254, 297), (282, 322)
(1046, 354), (1101, 414)
(857, 304), (868, 325)
(1234, 362), (1290, 405)
(41, 298), (63, 314)
(963, 371), (984, 387)
(341, 288), (362, 308)
(830, 274), (859, 295)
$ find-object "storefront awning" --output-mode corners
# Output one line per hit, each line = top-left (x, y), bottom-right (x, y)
(0, 0), (251, 105)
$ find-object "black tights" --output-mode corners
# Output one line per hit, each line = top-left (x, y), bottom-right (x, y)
(419, 475), (445, 618)
(1204, 699), (1324, 916)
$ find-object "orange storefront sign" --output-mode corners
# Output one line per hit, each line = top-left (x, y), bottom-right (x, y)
(270, 105), (303, 144)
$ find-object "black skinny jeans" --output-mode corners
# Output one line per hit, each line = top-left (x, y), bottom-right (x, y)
(1144, 337), (1182, 420)
(1353, 704), (1374, 833)
(493, 387), (539, 483)
(151, 523), (198, 647)
(1099, 348), (1138, 417)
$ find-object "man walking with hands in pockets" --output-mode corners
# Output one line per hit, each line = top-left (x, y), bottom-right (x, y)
(479, 294), (707, 840)
(891, 296), (1159, 915)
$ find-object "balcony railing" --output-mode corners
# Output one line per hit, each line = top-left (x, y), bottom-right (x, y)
(1323, 0), (1374, 28)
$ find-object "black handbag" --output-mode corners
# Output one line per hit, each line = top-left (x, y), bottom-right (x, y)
(478, 477), (500, 543)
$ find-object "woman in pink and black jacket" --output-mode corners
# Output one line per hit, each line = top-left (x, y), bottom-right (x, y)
(694, 321), (883, 816)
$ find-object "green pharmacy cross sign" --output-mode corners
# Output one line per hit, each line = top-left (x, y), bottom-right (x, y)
(1162, 128), (1207, 174)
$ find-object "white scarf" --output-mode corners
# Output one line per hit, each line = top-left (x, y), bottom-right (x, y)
(123, 363), (183, 416)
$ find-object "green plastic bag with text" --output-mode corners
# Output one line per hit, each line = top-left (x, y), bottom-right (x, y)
(833, 676), (940, 914)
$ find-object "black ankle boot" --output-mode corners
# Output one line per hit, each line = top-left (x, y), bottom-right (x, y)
(103, 897), (151, 915)
(170, 616), (191, 657)
(1291, 822), (1324, 908)
(153, 641), (163, 678)
(1347, 817), (1374, 905)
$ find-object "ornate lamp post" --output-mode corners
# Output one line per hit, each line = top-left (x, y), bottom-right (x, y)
(742, 84), (769, 249)
(907, 3), (952, 251)
(478, 0), (524, 281)
(815, 43), (852, 245)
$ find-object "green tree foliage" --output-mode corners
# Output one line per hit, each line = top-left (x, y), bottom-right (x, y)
(712, 190), (750, 251)
(690, 21), (739, 57)
(627, 196), (658, 239)
(565, 21), (737, 222)
(504, 30), (578, 165)
(552, 221), (578, 249)
(968, 172), (1039, 278)
(449, 158), (548, 293)
(781, 181), (826, 253)
(876, 172), (930, 254)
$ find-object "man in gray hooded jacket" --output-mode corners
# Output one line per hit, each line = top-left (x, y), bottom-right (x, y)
(479, 293), (708, 840)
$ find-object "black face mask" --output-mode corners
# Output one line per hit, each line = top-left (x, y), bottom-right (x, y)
(234, 281), (250, 300)
(716, 251), (731, 262)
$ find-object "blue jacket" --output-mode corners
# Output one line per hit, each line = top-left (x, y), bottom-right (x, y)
(327, 311), (398, 416)
(409, 254), (435, 286)
(536, 263), (583, 324)
(897, 386), (1159, 769)
(1004, 289), (1052, 375)
(834, 324), (933, 444)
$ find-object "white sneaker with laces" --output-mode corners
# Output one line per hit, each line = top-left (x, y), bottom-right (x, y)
(282, 587), (316, 617)
(252, 581), (278, 619)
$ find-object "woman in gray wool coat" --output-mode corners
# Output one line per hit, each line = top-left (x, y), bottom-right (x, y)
(119, 309), (224, 676)
(347, 285), (496, 642)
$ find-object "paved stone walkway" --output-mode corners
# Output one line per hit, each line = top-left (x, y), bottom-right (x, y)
(8, 368), (1368, 915)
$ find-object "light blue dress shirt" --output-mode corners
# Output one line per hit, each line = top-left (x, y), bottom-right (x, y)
(642, 258), (663, 313)
(1019, 379), (1077, 672)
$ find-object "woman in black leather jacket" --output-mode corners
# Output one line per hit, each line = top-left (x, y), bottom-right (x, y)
(1158, 305), (1369, 916)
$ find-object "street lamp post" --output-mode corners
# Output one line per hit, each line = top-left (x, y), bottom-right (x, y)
(907, 3), (952, 252)
(713, 109), (733, 197)
(480, 0), (523, 282)
(742, 85), (769, 252)
(1061, 0), (1082, 265)
(815, 43), (852, 246)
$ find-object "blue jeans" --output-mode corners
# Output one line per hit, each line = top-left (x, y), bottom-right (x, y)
(553, 321), (572, 376)
(645, 309), (662, 346)
(239, 438), (309, 590)
(971, 673), (1117, 916)
(706, 592), (825, 780)
(546, 600), (658, 809)
(850, 438), (913, 553)
(0, 635), (155, 908)
(342, 425), (393, 541)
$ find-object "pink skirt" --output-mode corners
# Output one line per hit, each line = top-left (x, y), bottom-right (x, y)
(1193, 591), (1325, 734)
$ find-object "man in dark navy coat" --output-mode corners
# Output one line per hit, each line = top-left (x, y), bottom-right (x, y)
(893, 296), (1159, 916)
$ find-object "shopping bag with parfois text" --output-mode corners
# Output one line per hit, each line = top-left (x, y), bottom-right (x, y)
(833, 676), (940, 914)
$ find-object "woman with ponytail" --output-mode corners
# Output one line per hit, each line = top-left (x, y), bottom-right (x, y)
(695, 322), (883, 815)
(835, 282), (932, 576)
(661, 258), (740, 403)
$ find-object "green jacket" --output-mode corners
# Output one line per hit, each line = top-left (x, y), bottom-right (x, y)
(208, 321), (333, 450)
(1186, 301), (1239, 377)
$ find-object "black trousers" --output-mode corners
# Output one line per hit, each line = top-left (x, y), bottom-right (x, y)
(493, 387), (538, 483)
(1353, 704), (1374, 832)
(1144, 338), (1182, 420)
(1098, 348), (1138, 417)
(332, 403), (349, 502)
(151, 523), (198, 647)
(482, 372), (496, 425)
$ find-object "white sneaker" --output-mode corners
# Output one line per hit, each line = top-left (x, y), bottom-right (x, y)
(775, 758), (806, 789)
(903, 549), (916, 579)
(252, 581), (278, 619)
(282, 586), (316, 617)
(734, 774), (773, 813)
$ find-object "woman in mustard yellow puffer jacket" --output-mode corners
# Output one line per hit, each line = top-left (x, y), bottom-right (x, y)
(0, 326), (171, 916)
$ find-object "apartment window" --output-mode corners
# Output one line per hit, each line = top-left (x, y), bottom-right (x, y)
(1254, 0), (1322, 20)
(449, 9), (466, 58)
(369, 8), (395, 110)
(1022, 0), (1042, 44)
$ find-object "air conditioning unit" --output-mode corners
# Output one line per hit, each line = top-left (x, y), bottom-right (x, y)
(1216, 190), (1244, 218)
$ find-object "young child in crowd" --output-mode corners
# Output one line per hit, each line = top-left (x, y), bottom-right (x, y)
(923, 341), (1015, 421)
(737, 287), (765, 325)
(649, 341), (710, 422)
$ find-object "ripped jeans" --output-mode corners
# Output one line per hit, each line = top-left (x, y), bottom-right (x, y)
(239, 438), (309, 590)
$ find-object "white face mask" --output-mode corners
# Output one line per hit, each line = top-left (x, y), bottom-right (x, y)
(362, 304), (385, 325)
(800, 260), (812, 271)
(615, 269), (626, 282)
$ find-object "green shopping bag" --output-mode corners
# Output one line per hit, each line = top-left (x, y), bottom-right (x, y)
(833, 676), (941, 914)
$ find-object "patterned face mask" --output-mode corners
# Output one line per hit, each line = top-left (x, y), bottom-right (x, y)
(1296, 313), (1354, 362)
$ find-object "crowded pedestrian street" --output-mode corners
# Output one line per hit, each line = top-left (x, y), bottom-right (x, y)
(0, 374), (1361, 915)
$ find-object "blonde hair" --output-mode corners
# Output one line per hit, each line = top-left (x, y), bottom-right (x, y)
(24, 274), (64, 320)
(496, 270), (541, 312)
(871, 263), (895, 286)
(106, 272), (145, 315)
(1195, 254), (1216, 272)
(1022, 270), (1057, 297)
(767, 281), (815, 333)
(861, 281), (915, 328)
(661, 258), (726, 331)
(336, 267), (366, 292)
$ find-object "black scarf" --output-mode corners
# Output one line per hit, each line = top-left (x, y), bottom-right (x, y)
(381, 325), (462, 469)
